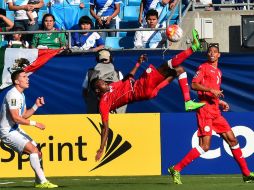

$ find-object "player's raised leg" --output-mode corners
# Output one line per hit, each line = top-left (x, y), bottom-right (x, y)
(166, 29), (204, 111)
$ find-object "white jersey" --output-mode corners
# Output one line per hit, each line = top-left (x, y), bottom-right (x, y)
(7, 0), (38, 20)
(0, 87), (26, 137)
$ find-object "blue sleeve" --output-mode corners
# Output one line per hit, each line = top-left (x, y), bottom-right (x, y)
(71, 32), (79, 47)
(90, 0), (95, 5)
(96, 37), (105, 46)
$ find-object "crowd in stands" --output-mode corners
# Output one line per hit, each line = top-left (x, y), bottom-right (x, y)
(0, 0), (253, 50)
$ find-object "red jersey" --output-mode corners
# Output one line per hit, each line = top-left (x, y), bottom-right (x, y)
(192, 62), (222, 106)
(99, 65), (165, 122)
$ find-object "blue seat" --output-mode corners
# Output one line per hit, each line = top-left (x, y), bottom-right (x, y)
(127, 0), (141, 6)
(119, 36), (134, 48)
(0, 1), (6, 9)
(6, 11), (15, 22)
(79, 6), (90, 18)
(119, 21), (140, 37)
(105, 37), (123, 49)
(38, 9), (48, 24)
(0, 41), (8, 48)
(123, 6), (139, 21)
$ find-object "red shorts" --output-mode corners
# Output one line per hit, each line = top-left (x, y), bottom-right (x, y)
(196, 104), (231, 136)
(133, 64), (165, 100)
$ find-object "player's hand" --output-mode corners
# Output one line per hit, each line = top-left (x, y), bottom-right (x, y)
(137, 54), (148, 64)
(35, 97), (45, 107)
(219, 100), (229, 112)
(95, 149), (103, 161)
(210, 89), (224, 98)
(35, 122), (45, 130)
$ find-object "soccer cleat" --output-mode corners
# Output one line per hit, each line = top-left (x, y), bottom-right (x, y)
(185, 100), (205, 111)
(191, 29), (202, 52)
(35, 181), (58, 188)
(243, 172), (254, 183)
(168, 166), (182, 184)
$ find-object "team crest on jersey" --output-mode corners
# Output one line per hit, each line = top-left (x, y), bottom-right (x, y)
(11, 99), (17, 106)
(204, 125), (211, 132)
(146, 67), (152, 73)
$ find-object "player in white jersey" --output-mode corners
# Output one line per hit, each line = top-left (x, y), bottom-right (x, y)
(0, 69), (58, 188)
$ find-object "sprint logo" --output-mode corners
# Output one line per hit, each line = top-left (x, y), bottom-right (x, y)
(87, 117), (132, 171)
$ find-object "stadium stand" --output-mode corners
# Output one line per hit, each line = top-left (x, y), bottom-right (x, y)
(127, 0), (141, 6)
(105, 36), (123, 49)
(0, 1), (6, 9)
(123, 5), (140, 21)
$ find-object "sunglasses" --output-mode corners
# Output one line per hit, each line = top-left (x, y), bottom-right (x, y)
(208, 43), (219, 48)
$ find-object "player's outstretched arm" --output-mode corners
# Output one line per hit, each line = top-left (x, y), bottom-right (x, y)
(129, 54), (147, 76)
(23, 97), (45, 119)
(96, 120), (109, 161)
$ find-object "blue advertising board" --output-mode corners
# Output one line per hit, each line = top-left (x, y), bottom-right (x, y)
(161, 112), (254, 175)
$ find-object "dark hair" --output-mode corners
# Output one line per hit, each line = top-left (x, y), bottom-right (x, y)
(78, 16), (94, 28)
(12, 26), (25, 32)
(145, 9), (159, 20)
(42, 13), (55, 30)
(11, 69), (25, 85)
(207, 43), (220, 52)
(0, 8), (6, 16)
(90, 77), (100, 92)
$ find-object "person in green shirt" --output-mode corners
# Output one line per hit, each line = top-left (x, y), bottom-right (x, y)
(31, 13), (67, 49)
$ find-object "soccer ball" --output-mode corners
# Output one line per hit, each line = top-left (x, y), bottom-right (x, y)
(166, 24), (183, 42)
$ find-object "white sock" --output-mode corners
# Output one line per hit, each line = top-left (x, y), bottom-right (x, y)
(167, 59), (173, 69)
(30, 153), (47, 183)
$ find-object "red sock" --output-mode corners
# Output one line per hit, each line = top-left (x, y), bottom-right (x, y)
(231, 146), (250, 176)
(178, 72), (190, 101)
(171, 48), (193, 67)
(174, 148), (201, 172)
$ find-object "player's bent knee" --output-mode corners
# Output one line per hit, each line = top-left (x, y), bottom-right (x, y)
(166, 68), (177, 78)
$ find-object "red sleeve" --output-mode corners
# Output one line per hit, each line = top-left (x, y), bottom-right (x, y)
(192, 65), (204, 83)
(99, 98), (110, 123)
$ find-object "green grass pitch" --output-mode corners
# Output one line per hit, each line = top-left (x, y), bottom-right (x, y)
(0, 175), (253, 190)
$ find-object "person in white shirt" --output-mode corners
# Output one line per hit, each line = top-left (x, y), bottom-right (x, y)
(134, 9), (167, 49)
(7, 0), (44, 31)
(0, 69), (58, 188)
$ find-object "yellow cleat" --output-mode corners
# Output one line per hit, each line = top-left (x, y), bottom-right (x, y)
(35, 181), (58, 188)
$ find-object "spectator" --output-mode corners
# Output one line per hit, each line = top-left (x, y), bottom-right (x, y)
(7, 0), (44, 31)
(26, 0), (40, 25)
(139, 0), (179, 26)
(72, 16), (104, 51)
(82, 49), (127, 114)
(31, 13), (67, 49)
(134, 9), (167, 48)
(0, 10), (14, 43)
(8, 27), (29, 48)
(90, 0), (121, 40)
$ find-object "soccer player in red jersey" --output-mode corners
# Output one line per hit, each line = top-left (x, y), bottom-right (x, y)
(168, 43), (254, 184)
(92, 29), (206, 161)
